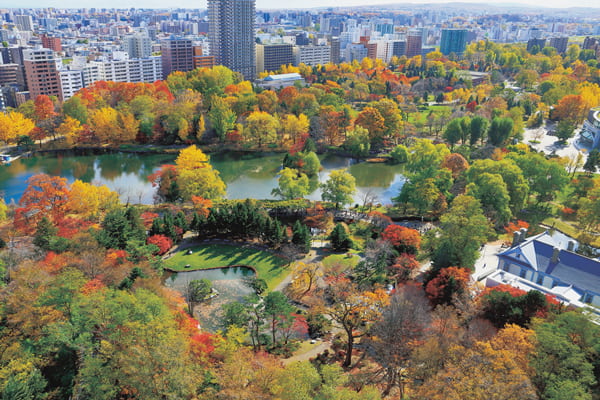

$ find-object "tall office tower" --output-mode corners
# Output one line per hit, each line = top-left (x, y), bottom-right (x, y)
(23, 48), (63, 101)
(123, 34), (152, 59)
(41, 34), (63, 52)
(440, 29), (467, 56)
(406, 32), (422, 58)
(549, 37), (568, 54)
(160, 38), (193, 79)
(208, 0), (256, 79)
(14, 15), (33, 31)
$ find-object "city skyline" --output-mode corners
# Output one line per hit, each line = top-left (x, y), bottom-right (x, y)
(4, 0), (600, 10)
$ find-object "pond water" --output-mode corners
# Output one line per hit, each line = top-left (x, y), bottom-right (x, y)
(0, 150), (405, 205)
(163, 266), (256, 332)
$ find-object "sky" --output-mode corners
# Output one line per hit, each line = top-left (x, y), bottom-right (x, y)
(7, 0), (600, 11)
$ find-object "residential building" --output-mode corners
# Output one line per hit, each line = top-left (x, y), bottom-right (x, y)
(330, 37), (340, 64)
(123, 34), (152, 59)
(440, 29), (467, 56)
(549, 37), (568, 54)
(40, 35), (62, 53)
(59, 68), (84, 99)
(527, 38), (546, 53)
(192, 46), (215, 69)
(256, 43), (294, 73)
(23, 48), (63, 101)
(487, 230), (600, 313)
(14, 15), (33, 31)
(160, 38), (193, 79)
(293, 45), (331, 66)
(406, 32), (422, 58)
(208, 0), (256, 79)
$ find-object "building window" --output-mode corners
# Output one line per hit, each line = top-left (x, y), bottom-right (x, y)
(519, 269), (527, 279)
(582, 293), (593, 304)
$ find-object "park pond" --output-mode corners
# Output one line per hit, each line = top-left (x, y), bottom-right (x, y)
(163, 266), (256, 331)
(0, 150), (405, 205)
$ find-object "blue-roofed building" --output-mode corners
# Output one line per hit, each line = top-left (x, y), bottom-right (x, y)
(486, 231), (600, 313)
(256, 73), (305, 89)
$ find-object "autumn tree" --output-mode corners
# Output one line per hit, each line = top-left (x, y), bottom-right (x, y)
(0, 111), (35, 143)
(175, 145), (226, 200)
(67, 180), (120, 220)
(208, 95), (236, 141)
(244, 111), (280, 149)
(14, 174), (69, 232)
(355, 106), (386, 144)
(322, 276), (389, 367)
(381, 224), (421, 255)
(364, 284), (430, 397)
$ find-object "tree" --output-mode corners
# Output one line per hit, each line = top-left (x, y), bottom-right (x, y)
(381, 224), (421, 254)
(272, 167), (310, 200)
(62, 96), (88, 124)
(175, 145), (226, 200)
(467, 158), (529, 214)
(329, 223), (353, 251)
(292, 220), (311, 253)
(33, 216), (58, 251)
(414, 341), (538, 400)
(355, 106), (385, 143)
(14, 174), (69, 232)
(208, 96), (236, 140)
(556, 119), (576, 142)
(321, 169), (356, 209)
(67, 180), (120, 220)
(0, 111), (35, 143)
(185, 278), (212, 315)
(488, 117), (513, 146)
(344, 125), (371, 160)
(281, 113), (310, 145)
(427, 195), (492, 271)
(466, 172), (512, 227)
(389, 145), (408, 164)
(323, 276), (388, 367)
(509, 152), (568, 203)
(263, 291), (294, 346)
(441, 153), (469, 179)
(583, 149), (600, 173)
(443, 118), (464, 149)
(425, 266), (471, 305)
(553, 94), (586, 123)
(364, 285), (430, 397)
(469, 115), (489, 146)
(479, 285), (549, 328)
(244, 111), (279, 148)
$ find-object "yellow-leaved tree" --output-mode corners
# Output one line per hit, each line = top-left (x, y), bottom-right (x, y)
(175, 145), (226, 200)
(67, 180), (121, 220)
(0, 111), (35, 143)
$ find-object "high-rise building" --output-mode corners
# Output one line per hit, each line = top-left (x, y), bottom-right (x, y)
(123, 34), (152, 59)
(527, 38), (546, 53)
(14, 15), (33, 31)
(440, 29), (467, 56)
(160, 38), (193, 79)
(549, 37), (568, 54)
(41, 34), (63, 53)
(23, 48), (63, 101)
(256, 44), (293, 73)
(406, 32), (422, 58)
(208, 0), (256, 79)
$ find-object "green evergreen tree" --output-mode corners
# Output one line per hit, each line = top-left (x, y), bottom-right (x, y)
(33, 216), (58, 251)
(329, 223), (353, 251)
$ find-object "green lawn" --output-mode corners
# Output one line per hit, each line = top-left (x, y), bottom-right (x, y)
(163, 243), (289, 290)
(321, 252), (361, 271)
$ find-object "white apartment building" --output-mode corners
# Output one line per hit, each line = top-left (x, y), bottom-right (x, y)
(293, 45), (331, 66)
